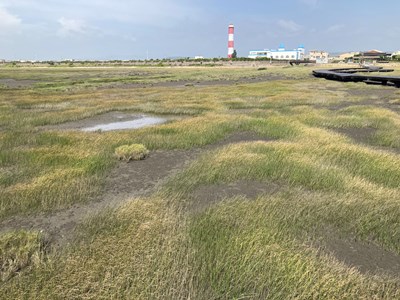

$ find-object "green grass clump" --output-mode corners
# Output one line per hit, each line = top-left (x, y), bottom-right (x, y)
(114, 144), (149, 161)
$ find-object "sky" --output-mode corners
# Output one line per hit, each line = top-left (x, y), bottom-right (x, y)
(0, 0), (399, 60)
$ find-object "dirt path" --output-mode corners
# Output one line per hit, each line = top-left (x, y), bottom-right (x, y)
(317, 233), (400, 276)
(0, 132), (273, 248)
(103, 73), (290, 90)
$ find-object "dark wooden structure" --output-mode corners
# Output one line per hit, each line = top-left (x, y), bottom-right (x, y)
(312, 67), (400, 88)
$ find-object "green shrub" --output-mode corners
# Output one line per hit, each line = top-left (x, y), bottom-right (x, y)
(114, 144), (149, 162)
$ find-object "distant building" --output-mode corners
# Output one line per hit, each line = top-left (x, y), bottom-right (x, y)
(336, 52), (359, 63)
(336, 50), (391, 63)
(249, 44), (305, 60)
(355, 50), (391, 63)
(309, 50), (329, 64)
(194, 56), (204, 60)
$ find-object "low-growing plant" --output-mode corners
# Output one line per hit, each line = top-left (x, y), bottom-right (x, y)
(0, 231), (45, 282)
(114, 144), (149, 162)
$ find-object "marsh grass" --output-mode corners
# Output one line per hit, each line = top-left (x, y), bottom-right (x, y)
(0, 230), (45, 282)
(3, 193), (399, 299)
(1, 65), (400, 298)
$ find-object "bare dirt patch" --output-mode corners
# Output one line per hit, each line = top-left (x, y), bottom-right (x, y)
(316, 86), (400, 113)
(333, 127), (377, 144)
(190, 180), (281, 213)
(0, 149), (200, 249)
(319, 235), (400, 276)
(345, 87), (394, 98)
(332, 127), (400, 154)
(0, 79), (38, 88)
(0, 131), (274, 248)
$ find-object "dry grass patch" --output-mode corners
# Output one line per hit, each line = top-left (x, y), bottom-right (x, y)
(0, 231), (45, 282)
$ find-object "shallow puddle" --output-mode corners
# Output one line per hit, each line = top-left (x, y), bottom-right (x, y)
(82, 115), (167, 132)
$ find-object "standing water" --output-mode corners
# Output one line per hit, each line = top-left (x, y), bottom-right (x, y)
(82, 115), (167, 132)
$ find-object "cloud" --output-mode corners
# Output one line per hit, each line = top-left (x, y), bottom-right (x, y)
(326, 24), (345, 33)
(57, 17), (89, 36)
(91, 0), (202, 26)
(57, 16), (140, 43)
(2, 0), (202, 27)
(277, 19), (303, 32)
(0, 7), (21, 33)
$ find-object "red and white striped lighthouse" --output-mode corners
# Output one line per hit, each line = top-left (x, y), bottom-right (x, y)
(227, 24), (235, 58)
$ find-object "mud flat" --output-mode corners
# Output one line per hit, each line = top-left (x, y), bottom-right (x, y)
(0, 132), (273, 248)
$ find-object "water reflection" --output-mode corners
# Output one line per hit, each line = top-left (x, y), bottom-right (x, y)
(82, 115), (167, 132)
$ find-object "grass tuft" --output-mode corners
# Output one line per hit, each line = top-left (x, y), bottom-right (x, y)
(114, 144), (149, 162)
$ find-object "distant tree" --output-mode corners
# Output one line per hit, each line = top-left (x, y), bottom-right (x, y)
(232, 50), (237, 59)
(392, 55), (400, 61)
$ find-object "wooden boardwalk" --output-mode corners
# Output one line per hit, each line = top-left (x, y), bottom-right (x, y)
(313, 67), (400, 88)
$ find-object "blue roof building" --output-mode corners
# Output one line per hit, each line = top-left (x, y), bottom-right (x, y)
(249, 44), (305, 60)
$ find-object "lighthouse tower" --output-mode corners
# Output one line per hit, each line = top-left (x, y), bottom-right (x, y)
(227, 24), (235, 58)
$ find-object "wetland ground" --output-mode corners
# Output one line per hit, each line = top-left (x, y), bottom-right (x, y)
(0, 64), (399, 299)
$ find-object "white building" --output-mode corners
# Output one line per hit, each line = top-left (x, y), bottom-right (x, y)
(309, 50), (329, 64)
(248, 44), (305, 60)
